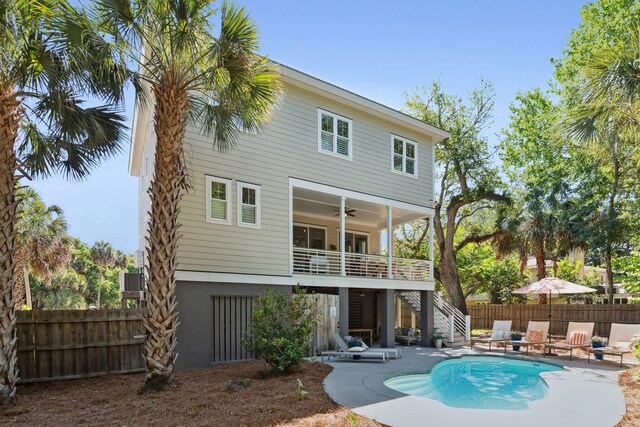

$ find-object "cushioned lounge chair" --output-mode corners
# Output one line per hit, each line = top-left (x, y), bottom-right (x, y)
(337, 333), (402, 359)
(321, 333), (389, 362)
(504, 321), (550, 354)
(544, 321), (594, 360)
(471, 320), (512, 351)
(587, 323), (640, 366)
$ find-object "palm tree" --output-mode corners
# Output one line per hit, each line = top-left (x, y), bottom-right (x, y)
(94, 0), (281, 390)
(496, 183), (583, 303)
(90, 241), (117, 308)
(0, 1), (127, 403)
(567, 27), (640, 303)
(14, 189), (72, 309)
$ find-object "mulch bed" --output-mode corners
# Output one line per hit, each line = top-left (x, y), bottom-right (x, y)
(616, 366), (640, 427)
(0, 361), (381, 426)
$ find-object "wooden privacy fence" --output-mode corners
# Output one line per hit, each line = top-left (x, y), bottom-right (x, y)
(468, 304), (640, 336)
(17, 309), (144, 383)
(308, 294), (340, 355)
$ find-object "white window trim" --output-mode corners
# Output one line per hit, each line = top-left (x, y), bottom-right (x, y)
(237, 181), (261, 229)
(317, 108), (353, 161)
(205, 175), (232, 225)
(390, 134), (418, 178)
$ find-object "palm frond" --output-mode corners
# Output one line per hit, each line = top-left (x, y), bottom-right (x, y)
(18, 91), (126, 179)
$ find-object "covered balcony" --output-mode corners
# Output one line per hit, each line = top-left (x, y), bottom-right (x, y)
(290, 179), (434, 283)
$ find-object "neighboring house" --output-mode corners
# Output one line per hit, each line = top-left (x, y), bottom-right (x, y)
(129, 63), (450, 369)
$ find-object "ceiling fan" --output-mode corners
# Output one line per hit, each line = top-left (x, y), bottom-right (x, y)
(333, 207), (356, 217)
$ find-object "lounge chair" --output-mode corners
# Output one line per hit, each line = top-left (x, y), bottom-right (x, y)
(334, 333), (402, 359)
(471, 320), (512, 351)
(321, 333), (389, 363)
(587, 323), (640, 366)
(504, 321), (549, 354)
(544, 321), (594, 360)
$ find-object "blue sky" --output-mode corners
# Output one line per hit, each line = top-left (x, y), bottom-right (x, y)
(32, 0), (588, 254)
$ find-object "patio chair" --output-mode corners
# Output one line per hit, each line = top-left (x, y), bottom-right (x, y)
(471, 320), (512, 351)
(544, 321), (594, 360)
(504, 321), (549, 354)
(587, 323), (640, 366)
(395, 327), (421, 346)
(321, 333), (389, 362)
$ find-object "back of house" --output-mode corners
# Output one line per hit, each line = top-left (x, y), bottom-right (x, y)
(129, 63), (448, 369)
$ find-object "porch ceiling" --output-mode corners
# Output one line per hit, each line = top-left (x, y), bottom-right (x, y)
(293, 188), (425, 228)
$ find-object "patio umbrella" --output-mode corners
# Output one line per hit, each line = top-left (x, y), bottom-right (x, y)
(512, 277), (596, 354)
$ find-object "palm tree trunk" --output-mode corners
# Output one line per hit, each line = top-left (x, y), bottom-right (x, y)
(97, 270), (102, 309)
(605, 153), (620, 305)
(535, 239), (546, 281)
(23, 266), (31, 309)
(12, 259), (24, 309)
(0, 85), (23, 404)
(141, 74), (190, 392)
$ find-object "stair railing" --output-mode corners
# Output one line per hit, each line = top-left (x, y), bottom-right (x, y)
(434, 292), (471, 342)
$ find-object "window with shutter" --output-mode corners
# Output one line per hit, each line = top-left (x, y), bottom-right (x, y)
(318, 109), (352, 160)
(390, 135), (418, 177)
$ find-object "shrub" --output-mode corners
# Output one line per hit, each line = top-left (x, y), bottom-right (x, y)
(242, 286), (316, 374)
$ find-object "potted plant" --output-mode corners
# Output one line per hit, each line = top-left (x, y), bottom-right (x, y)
(511, 331), (523, 351)
(591, 336), (608, 360)
(432, 332), (443, 348)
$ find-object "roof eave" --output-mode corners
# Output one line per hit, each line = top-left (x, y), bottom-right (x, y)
(276, 63), (450, 143)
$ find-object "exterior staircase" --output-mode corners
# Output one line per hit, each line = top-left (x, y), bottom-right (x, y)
(398, 291), (470, 347)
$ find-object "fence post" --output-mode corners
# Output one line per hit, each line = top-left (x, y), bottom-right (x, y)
(465, 315), (471, 342)
(448, 314), (455, 343)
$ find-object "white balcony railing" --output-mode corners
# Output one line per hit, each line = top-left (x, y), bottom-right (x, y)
(292, 248), (432, 281)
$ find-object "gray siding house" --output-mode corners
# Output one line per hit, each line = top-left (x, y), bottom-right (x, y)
(129, 64), (449, 369)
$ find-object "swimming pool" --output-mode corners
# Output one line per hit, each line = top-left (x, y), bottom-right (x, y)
(384, 356), (563, 410)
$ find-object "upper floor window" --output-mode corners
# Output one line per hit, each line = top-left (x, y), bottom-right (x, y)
(391, 135), (417, 177)
(318, 109), (352, 160)
(206, 176), (232, 225)
(237, 182), (261, 229)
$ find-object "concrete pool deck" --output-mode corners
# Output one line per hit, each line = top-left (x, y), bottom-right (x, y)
(321, 346), (630, 427)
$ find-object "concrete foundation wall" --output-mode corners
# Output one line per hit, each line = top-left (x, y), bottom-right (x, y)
(174, 281), (292, 370)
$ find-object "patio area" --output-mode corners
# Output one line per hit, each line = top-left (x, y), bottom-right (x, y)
(321, 345), (631, 427)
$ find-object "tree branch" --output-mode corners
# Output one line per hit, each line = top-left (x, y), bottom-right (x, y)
(455, 229), (506, 252)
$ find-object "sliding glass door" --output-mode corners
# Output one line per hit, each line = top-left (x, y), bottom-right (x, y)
(293, 224), (326, 249)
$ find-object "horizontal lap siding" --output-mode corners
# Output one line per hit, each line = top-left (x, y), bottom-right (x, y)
(176, 83), (434, 275)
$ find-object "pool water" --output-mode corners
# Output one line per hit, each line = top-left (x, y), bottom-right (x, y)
(384, 356), (562, 410)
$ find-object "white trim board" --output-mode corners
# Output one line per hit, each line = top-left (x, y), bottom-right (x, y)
(175, 270), (435, 291)
(290, 178), (434, 216)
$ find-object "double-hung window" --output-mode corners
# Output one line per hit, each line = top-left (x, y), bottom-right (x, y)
(237, 182), (261, 228)
(391, 135), (418, 177)
(206, 176), (232, 224)
(318, 109), (352, 160)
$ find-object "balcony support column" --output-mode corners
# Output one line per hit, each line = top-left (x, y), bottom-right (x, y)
(420, 290), (435, 347)
(340, 197), (346, 276)
(387, 206), (393, 279)
(428, 215), (434, 280)
(339, 287), (349, 338)
(380, 289), (396, 348)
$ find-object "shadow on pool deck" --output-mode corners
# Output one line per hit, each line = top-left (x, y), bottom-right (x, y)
(321, 346), (631, 427)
